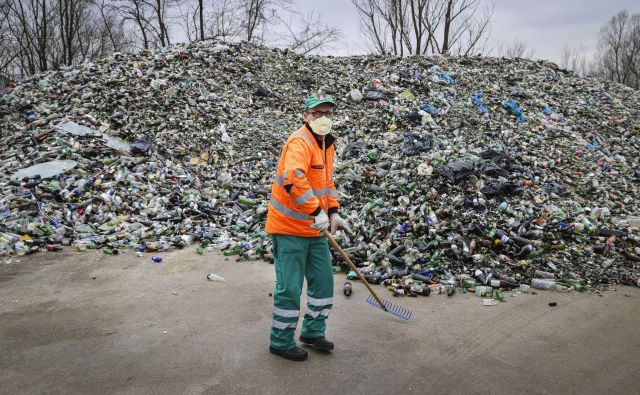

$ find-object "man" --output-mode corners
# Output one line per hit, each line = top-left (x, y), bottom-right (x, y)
(265, 91), (352, 361)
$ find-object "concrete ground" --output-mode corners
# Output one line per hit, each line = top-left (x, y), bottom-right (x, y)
(1, 247), (639, 395)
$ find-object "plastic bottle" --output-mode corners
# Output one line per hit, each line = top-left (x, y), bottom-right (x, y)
(559, 279), (586, 292)
(475, 286), (493, 297)
(429, 284), (446, 294)
(15, 242), (27, 256)
(534, 270), (555, 279)
(410, 283), (431, 296)
(518, 284), (530, 293)
(206, 273), (225, 282)
(530, 278), (567, 291)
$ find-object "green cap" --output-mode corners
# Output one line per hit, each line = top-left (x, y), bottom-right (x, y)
(304, 91), (336, 110)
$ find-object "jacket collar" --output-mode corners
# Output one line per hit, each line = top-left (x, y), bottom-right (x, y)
(302, 123), (336, 149)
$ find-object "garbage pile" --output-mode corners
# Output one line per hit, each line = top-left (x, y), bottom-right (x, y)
(1, 40), (639, 290)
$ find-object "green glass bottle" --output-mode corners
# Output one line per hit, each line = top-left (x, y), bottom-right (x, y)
(223, 246), (241, 256)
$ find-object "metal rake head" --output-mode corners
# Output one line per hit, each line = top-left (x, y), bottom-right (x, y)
(366, 295), (412, 320)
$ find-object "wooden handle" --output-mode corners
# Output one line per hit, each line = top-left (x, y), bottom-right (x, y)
(324, 230), (387, 311)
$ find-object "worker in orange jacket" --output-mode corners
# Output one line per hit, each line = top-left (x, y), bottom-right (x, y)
(265, 91), (351, 361)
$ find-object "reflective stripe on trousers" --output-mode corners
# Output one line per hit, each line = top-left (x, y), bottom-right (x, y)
(305, 308), (331, 318)
(273, 307), (300, 318)
(272, 319), (297, 330)
(307, 296), (333, 306)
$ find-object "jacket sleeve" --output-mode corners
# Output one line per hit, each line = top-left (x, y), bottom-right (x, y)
(281, 138), (321, 215)
(326, 145), (340, 214)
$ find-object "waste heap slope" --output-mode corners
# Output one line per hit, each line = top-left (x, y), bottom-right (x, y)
(1, 41), (639, 286)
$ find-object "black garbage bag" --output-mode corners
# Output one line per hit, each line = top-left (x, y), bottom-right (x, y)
(435, 159), (480, 182)
(542, 180), (568, 196)
(131, 136), (153, 156)
(341, 140), (366, 159)
(363, 89), (392, 101)
(400, 111), (423, 126)
(403, 133), (437, 156)
(254, 86), (273, 97)
(482, 162), (509, 178)
(479, 149), (508, 161)
(481, 179), (522, 196)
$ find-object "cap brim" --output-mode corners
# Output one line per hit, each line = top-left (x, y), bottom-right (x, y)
(305, 99), (336, 110)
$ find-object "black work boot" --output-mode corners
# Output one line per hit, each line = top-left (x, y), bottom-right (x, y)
(269, 346), (308, 361)
(299, 336), (334, 351)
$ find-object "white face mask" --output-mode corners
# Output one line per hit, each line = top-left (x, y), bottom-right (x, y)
(309, 116), (332, 135)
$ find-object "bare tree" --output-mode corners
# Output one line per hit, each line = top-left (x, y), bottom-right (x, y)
(2, 0), (56, 75)
(207, 0), (243, 41)
(242, 0), (265, 42)
(351, 0), (389, 54)
(0, 0), (24, 77)
(91, 0), (131, 52)
(559, 45), (588, 74)
(113, 0), (178, 49)
(274, 11), (342, 55)
(149, 0), (172, 47)
(175, 0), (198, 42)
(1, 0), (129, 77)
(441, 0), (493, 56)
(56, 0), (101, 67)
(238, 0), (292, 42)
(496, 38), (535, 59)
(175, 0), (245, 42)
(351, 0), (494, 56)
(592, 10), (639, 88)
(115, 0), (154, 49)
(381, 0), (408, 56)
(198, 0), (204, 40)
(175, 0), (215, 42)
(407, 0), (430, 56)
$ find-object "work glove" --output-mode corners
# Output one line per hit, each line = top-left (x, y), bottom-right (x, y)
(311, 210), (329, 232)
(330, 213), (352, 235)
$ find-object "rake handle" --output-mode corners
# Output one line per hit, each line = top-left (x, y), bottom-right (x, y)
(324, 230), (388, 312)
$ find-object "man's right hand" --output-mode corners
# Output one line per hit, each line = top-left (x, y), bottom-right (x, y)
(310, 210), (329, 232)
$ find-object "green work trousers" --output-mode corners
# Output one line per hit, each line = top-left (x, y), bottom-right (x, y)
(270, 234), (334, 350)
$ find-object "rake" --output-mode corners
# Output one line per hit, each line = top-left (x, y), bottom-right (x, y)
(324, 230), (412, 320)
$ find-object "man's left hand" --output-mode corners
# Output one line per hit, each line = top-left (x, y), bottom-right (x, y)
(330, 213), (352, 235)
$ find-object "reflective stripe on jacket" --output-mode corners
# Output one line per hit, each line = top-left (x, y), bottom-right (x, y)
(265, 124), (340, 237)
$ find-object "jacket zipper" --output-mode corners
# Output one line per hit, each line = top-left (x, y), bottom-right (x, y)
(323, 138), (327, 184)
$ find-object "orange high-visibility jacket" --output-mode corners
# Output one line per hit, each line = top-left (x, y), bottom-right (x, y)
(265, 124), (340, 237)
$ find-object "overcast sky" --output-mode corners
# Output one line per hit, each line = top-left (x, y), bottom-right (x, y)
(295, 0), (639, 64)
